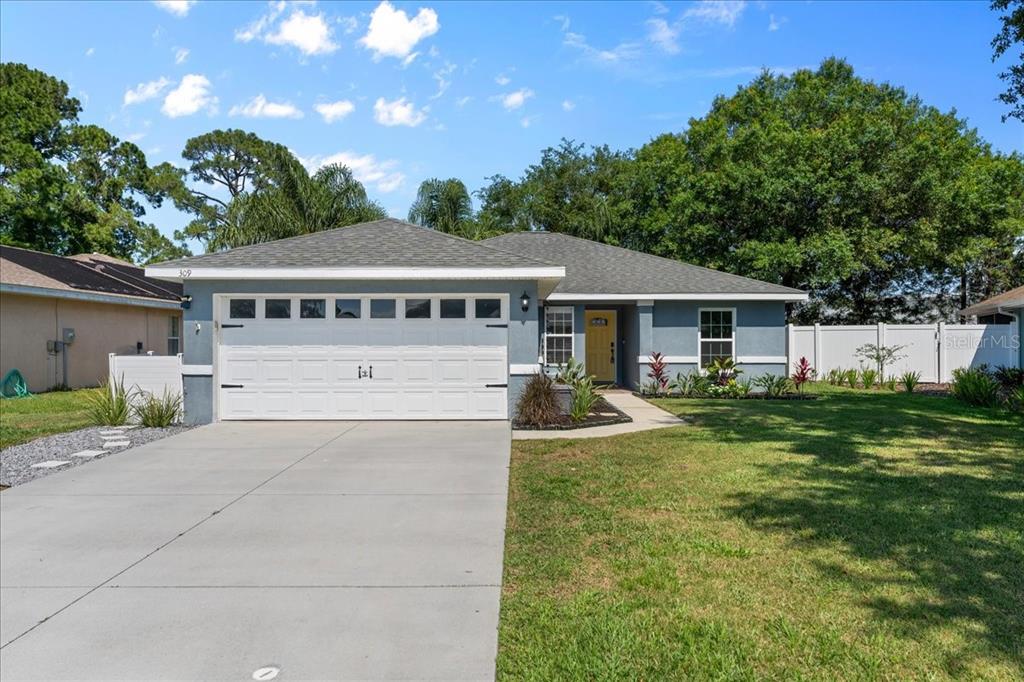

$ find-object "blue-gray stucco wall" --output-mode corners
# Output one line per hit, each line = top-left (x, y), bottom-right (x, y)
(182, 279), (539, 423)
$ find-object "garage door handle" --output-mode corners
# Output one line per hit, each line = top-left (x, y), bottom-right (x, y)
(485, 383), (508, 388)
(369, 365), (373, 379)
(220, 384), (244, 388)
(221, 324), (244, 329)
(486, 323), (508, 328)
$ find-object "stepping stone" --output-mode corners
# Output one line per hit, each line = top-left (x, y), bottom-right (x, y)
(70, 450), (105, 458)
(99, 430), (125, 436)
(31, 460), (71, 469)
(103, 440), (130, 449)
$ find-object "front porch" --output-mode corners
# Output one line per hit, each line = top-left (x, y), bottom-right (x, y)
(539, 302), (644, 389)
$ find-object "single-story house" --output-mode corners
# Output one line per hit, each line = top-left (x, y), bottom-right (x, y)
(959, 285), (1024, 369)
(146, 219), (807, 424)
(0, 245), (183, 391)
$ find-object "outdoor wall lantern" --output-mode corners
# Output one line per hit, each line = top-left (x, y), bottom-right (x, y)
(180, 295), (192, 310)
(520, 291), (530, 312)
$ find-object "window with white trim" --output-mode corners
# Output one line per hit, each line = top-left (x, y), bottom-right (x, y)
(167, 316), (180, 355)
(544, 306), (574, 365)
(699, 309), (734, 367)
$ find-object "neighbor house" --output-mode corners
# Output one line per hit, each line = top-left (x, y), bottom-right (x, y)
(146, 219), (806, 424)
(959, 285), (1024, 369)
(0, 245), (183, 391)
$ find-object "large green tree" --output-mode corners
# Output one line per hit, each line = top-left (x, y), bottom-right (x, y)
(162, 129), (386, 251)
(0, 63), (189, 263)
(992, 0), (1024, 122)
(408, 178), (474, 235)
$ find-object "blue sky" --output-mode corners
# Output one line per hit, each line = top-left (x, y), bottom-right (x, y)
(2, 0), (1021, 252)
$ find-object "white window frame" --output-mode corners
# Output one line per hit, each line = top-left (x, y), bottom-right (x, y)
(698, 307), (736, 368)
(167, 315), (180, 355)
(544, 306), (574, 366)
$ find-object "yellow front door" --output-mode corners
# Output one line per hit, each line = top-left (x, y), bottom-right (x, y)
(584, 310), (617, 382)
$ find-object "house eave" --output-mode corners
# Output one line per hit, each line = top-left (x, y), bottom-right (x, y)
(0, 282), (181, 310)
(544, 292), (809, 303)
(145, 266), (567, 282)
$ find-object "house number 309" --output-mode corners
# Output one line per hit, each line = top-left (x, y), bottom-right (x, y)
(179, 268), (192, 278)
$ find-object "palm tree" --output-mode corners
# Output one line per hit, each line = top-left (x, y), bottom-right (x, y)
(408, 178), (474, 235)
(211, 147), (386, 250)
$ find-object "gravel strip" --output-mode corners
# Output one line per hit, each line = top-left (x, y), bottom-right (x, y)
(0, 425), (193, 488)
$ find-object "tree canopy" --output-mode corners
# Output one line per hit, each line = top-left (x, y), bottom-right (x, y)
(991, 0), (1024, 122)
(0, 62), (189, 263)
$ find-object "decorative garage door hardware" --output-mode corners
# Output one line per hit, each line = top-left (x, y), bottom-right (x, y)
(358, 365), (373, 379)
(221, 384), (244, 388)
(486, 323), (508, 328)
(485, 383), (508, 388)
(221, 323), (245, 329)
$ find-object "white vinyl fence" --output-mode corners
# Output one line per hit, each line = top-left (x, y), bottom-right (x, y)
(788, 323), (1018, 383)
(108, 353), (183, 405)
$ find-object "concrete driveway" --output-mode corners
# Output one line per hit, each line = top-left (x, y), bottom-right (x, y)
(0, 421), (511, 681)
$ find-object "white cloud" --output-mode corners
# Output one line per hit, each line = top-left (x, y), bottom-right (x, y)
(85, 47), (95, 57)
(494, 88), (534, 111)
(431, 62), (456, 99)
(768, 14), (785, 31)
(683, 1), (746, 27)
(314, 99), (355, 122)
(455, 96), (472, 107)
(153, 0), (195, 17)
(237, 3), (338, 57)
(650, 1), (669, 15)
(373, 97), (427, 127)
(340, 16), (358, 34)
(495, 74), (511, 86)
(173, 47), (190, 64)
(124, 77), (172, 106)
(360, 1), (439, 61)
(520, 116), (536, 128)
(562, 99), (575, 111)
(563, 29), (643, 64)
(646, 18), (680, 54)
(299, 150), (405, 193)
(229, 94), (304, 119)
(126, 132), (146, 143)
(161, 74), (218, 117)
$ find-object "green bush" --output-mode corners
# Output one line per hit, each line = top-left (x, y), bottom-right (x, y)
(670, 371), (710, 397)
(515, 374), (562, 426)
(87, 377), (132, 426)
(554, 357), (586, 387)
(900, 371), (921, 393)
(754, 374), (793, 397)
(134, 389), (182, 427)
(1008, 385), (1024, 413)
(824, 368), (844, 385)
(950, 367), (1002, 407)
(569, 376), (600, 422)
(882, 375), (898, 391)
(859, 367), (879, 388)
(639, 380), (664, 397)
(844, 369), (859, 389)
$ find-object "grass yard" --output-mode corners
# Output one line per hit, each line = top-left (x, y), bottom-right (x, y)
(0, 388), (101, 449)
(498, 385), (1023, 680)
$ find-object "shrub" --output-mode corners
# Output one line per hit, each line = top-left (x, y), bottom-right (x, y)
(900, 371), (921, 393)
(670, 371), (710, 397)
(707, 357), (741, 386)
(134, 389), (182, 427)
(993, 365), (1024, 391)
(87, 377), (132, 426)
(791, 357), (814, 394)
(844, 369), (859, 389)
(1008, 385), (1024, 413)
(569, 376), (600, 422)
(950, 367), (1002, 407)
(860, 367), (879, 389)
(882, 375), (898, 391)
(726, 379), (753, 398)
(554, 357), (586, 387)
(755, 374), (793, 397)
(647, 352), (669, 390)
(639, 380), (664, 397)
(855, 342), (907, 378)
(515, 374), (561, 426)
(824, 368), (844, 385)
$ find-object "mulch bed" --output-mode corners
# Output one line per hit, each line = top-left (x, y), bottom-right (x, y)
(914, 383), (951, 397)
(513, 395), (633, 431)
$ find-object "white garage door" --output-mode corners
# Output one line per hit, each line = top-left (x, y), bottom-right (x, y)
(216, 295), (509, 420)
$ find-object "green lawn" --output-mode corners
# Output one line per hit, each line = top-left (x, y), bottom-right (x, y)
(498, 385), (1023, 680)
(0, 388), (101, 449)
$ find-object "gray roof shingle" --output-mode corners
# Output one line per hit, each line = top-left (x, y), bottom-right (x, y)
(152, 219), (557, 270)
(483, 231), (805, 296)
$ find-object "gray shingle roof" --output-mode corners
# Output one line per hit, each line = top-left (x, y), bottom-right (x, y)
(483, 231), (805, 296)
(152, 219), (556, 270)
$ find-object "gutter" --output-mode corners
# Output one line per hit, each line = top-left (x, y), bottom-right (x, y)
(1, 283), (181, 310)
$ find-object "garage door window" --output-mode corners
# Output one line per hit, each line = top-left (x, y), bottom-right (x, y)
(229, 299), (256, 319)
(300, 299), (326, 319)
(265, 299), (291, 319)
(335, 299), (361, 319)
(405, 299), (431, 319)
(475, 298), (501, 319)
(370, 299), (396, 319)
(440, 299), (466, 319)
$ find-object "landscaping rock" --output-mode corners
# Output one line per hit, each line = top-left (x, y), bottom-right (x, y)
(0, 425), (192, 488)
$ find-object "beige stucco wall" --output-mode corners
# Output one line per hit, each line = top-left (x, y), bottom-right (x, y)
(0, 292), (182, 391)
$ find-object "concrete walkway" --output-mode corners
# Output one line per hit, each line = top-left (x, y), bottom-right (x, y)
(1, 421), (511, 681)
(513, 389), (684, 440)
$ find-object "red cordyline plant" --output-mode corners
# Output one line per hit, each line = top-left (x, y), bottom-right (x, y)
(648, 352), (669, 390)
(792, 356), (815, 394)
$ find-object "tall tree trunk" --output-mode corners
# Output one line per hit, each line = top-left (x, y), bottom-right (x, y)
(959, 268), (968, 312)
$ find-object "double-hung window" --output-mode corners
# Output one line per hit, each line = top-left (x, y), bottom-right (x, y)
(699, 308), (734, 367)
(544, 307), (574, 365)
